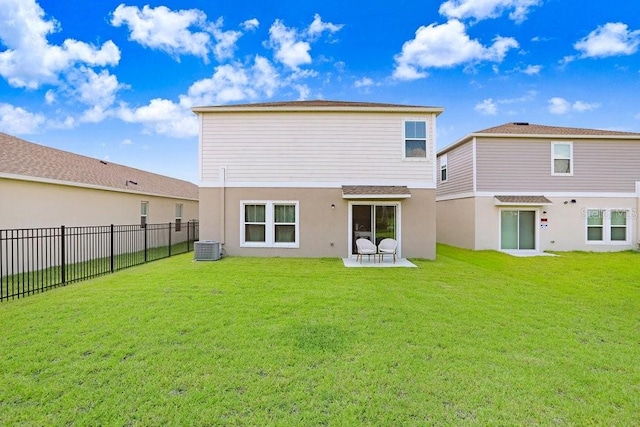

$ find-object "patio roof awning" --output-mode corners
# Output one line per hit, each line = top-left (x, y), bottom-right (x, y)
(342, 185), (411, 199)
(494, 195), (552, 206)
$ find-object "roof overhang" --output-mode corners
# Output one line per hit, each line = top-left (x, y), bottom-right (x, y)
(494, 195), (552, 206)
(342, 185), (411, 199)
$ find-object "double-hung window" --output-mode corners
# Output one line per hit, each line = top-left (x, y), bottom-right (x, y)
(175, 203), (183, 231)
(552, 142), (572, 175)
(140, 201), (148, 228)
(586, 209), (630, 244)
(241, 201), (299, 248)
(440, 154), (448, 182)
(404, 120), (427, 159)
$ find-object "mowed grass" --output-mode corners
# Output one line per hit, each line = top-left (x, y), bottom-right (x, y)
(1, 245), (639, 426)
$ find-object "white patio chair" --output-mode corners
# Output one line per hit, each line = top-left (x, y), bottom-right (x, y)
(355, 238), (377, 263)
(378, 238), (398, 263)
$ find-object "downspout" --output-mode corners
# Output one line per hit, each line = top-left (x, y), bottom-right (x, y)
(220, 166), (226, 245)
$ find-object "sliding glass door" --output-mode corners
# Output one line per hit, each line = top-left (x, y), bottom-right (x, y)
(351, 204), (397, 254)
(500, 210), (536, 250)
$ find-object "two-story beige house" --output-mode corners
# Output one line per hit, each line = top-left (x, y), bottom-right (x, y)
(436, 122), (640, 253)
(193, 100), (443, 259)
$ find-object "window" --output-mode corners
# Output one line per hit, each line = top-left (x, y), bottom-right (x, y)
(552, 142), (572, 175)
(586, 209), (629, 244)
(140, 201), (148, 228)
(404, 120), (427, 159)
(440, 154), (448, 182)
(175, 203), (183, 232)
(241, 201), (299, 247)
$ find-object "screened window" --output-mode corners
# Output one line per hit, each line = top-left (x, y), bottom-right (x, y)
(552, 142), (572, 175)
(586, 209), (629, 244)
(440, 154), (448, 182)
(241, 201), (299, 247)
(404, 120), (427, 158)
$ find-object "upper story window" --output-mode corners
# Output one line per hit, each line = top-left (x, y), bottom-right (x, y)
(404, 120), (427, 159)
(440, 154), (448, 182)
(552, 142), (573, 175)
(140, 201), (148, 228)
(241, 201), (299, 248)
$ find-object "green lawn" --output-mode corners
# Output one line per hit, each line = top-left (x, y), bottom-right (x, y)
(1, 245), (639, 425)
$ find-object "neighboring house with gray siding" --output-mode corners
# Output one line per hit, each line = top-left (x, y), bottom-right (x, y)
(0, 132), (199, 229)
(193, 100), (443, 259)
(436, 122), (640, 253)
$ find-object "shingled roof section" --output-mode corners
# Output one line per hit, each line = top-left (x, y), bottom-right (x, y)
(192, 99), (444, 114)
(342, 185), (411, 198)
(0, 132), (198, 200)
(476, 122), (640, 137)
(494, 195), (552, 205)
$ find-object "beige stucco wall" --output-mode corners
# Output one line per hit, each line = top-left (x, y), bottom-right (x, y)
(436, 197), (476, 249)
(1, 178), (198, 229)
(199, 187), (436, 259)
(473, 196), (637, 252)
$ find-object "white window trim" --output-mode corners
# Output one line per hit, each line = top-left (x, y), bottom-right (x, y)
(175, 203), (183, 220)
(440, 153), (448, 182)
(240, 200), (300, 248)
(403, 118), (428, 161)
(585, 208), (632, 245)
(551, 141), (573, 176)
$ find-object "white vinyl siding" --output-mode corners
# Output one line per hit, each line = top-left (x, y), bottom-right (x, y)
(200, 112), (436, 187)
(240, 201), (299, 248)
(585, 208), (630, 244)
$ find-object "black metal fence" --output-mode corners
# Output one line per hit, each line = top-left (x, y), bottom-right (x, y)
(0, 221), (199, 302)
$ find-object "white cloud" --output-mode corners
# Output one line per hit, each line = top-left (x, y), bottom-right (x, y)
(548, 97), (600, 115)
(45, 90), (56, 105)
(111, 4), (211, 61)
(122, 138), (133, 145)
(574, 22), (640, 59)
(548, 97), (571, 114)
(115, 56), (280, 137)
(268, 19), (312, 70)
(293, 84), (311, 100)
(266, 15), (343, 70)
(393, 19), (518, 80)
(354, 77), (374, 88)
(0, 103), (46, 134)
(439, 0), (542, 23)
(475, 98), (498, 115)
(242, 19), (260, 31)
(210, 18), (242, 61)
(0, 0), (120, 89)
(522, 64), (542, 75)
(117, 98), (199, 138)
(307, 14), (343, 39)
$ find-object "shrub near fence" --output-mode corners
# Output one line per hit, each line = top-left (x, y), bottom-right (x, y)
(0, 221), (199, 302)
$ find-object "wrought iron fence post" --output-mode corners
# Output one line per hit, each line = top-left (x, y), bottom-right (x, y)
(110, 224), (114, 273)
(168, 222), (172, 257)
(60, 225), (66, 284)
(187, 221), (191, 251)
(144, 223), (148, 263)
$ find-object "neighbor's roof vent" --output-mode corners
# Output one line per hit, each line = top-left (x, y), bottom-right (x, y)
(513, 122), (529, 126)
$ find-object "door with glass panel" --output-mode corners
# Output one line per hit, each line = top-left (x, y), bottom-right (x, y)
(500, 210), (536, 250)
(352, 204), (396, 254)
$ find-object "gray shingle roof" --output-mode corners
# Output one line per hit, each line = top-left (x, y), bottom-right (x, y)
(476, 122), (640, 136)
(0, 132), (198, 200)
(192, 99), (444, 113)
(494, 195), (552, 205)
(342, 185), (411, 197)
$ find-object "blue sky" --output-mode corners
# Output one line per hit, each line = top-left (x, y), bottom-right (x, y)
(1, 0), (639, 183)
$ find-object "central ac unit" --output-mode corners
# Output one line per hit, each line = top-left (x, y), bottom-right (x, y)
(194, 240), (221, 261)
